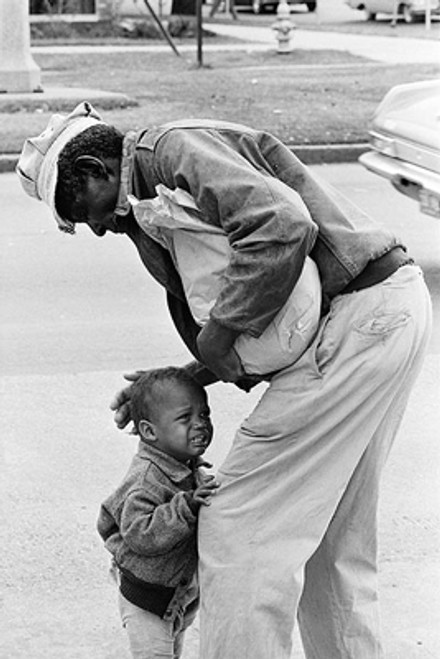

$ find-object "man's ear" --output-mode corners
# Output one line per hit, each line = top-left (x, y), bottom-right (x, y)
(138, 419), (157, 443)
(73, 155), (108, 179)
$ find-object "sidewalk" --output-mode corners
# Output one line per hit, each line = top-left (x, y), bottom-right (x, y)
(203, 20), (440, 64)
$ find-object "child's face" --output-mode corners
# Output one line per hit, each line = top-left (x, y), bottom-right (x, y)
(149, 382), (213, 463)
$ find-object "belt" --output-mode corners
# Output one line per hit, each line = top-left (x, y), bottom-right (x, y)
(341, 247), (414, 295)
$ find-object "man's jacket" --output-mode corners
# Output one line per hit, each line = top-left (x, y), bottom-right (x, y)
(118, 120), (402, 368)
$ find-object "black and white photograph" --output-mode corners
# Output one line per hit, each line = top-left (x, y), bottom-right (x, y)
(1, 0), (439, 657)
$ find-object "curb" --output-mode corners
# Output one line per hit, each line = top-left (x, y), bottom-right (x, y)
(1, 143), (369, 174)
(288, 143), (369, 165)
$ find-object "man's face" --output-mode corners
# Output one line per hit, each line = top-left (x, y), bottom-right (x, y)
(149, 381), (213, 463)
(69, 157), (122, 236)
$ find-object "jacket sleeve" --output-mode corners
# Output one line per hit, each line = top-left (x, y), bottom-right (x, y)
(97, 504), (119, 542)
(118, 487), (197, 556)
(151, 128), (318, 337)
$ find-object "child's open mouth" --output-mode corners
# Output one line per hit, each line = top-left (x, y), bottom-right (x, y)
(191, 434), (209, 447)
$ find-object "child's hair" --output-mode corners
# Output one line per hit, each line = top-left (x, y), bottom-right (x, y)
(55, 124), (123, 221)
(130, 367), (204, 433)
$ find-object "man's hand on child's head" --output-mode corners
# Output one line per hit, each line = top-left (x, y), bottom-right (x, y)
(110, 370), (146, 432)
(192, 475), (220, 507)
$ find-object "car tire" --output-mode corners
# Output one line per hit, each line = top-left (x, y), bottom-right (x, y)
(365, 9), (377, 19)
(306, 1), (317, 10)
(401, 3), (415, 21)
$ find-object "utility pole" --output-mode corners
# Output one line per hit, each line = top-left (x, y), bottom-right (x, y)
(196, 0), (203, 67)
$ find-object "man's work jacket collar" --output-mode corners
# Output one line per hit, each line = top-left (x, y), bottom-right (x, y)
(114, 131), (138, 219)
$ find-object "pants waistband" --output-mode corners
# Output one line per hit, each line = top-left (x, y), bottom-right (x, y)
(119, 571), (176, 618)
(341, 247), (414, 295)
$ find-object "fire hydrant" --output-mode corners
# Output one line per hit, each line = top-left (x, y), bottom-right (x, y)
(272, 0), (295, 54)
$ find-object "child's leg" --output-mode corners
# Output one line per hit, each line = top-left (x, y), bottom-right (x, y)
(118, 592), (175, 659)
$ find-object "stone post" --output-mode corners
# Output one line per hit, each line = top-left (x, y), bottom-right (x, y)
(0, 0), (42, 93)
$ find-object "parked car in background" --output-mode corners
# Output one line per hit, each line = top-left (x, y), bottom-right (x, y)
(359, 80), (440, 219)
(345, 0), (438, 22)
(235, 0), (317, 14)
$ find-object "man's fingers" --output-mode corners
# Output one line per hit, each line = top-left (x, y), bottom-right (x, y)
(109, 388), (129, 411)
(123, 371), (145, 382)
(109, 372), (144, 411)
(113, 403), (131, 426)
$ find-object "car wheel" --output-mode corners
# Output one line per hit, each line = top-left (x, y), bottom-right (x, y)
(402, 3), (415, 21)
(365, 9), (376, 19)
(306, 1), (317, 10)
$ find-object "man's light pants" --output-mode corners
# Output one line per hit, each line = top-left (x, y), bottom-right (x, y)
(198, 265), (432, 659)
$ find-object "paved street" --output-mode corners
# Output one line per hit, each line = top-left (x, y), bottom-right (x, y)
(1, 162), (439, 658)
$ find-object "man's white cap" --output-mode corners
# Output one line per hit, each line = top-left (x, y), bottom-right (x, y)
(16, 101), (105, 233)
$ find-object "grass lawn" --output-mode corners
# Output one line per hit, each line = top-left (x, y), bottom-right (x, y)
(1, 43), (438, 152)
